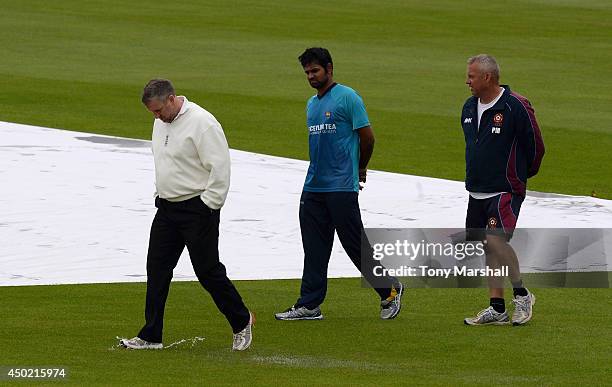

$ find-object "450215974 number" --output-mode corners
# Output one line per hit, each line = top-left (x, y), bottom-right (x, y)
(1, 367), (68, 379)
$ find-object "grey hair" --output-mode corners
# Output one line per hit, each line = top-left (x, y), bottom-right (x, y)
(467, 54), (500, 81)
(141, 79), (175, 104)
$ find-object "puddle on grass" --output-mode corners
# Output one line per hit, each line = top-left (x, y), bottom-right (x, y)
(251, 355), (379, 370)
(110, 338), (380, 372)
(165, 337), (206, 349)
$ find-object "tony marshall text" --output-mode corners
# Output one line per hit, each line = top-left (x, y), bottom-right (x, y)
(374, 265), (509, 278)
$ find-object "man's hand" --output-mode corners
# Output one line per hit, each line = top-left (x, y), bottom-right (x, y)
(359, 168), (367, 190)
(358, 125), (375, 191)
(359, 168), (367, 183)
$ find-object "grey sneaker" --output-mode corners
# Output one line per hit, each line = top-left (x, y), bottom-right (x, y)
(464, 306), (510, 326)
(274, 305), (323, 320)
(120, 336), (163, 350)
(380, 282), (404, 320)
(512, 291), (536, 326)
(232, 311), (254, 351)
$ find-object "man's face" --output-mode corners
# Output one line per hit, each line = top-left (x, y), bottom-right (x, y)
(465, 63), (488, 98)
(145, 96), (176, 123)
(303, 62), (331, 90)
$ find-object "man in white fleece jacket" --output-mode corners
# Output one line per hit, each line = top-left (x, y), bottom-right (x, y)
(120, 79), (253, 351)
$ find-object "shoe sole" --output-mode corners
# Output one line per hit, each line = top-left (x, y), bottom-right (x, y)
(464, 319), (510, 326)
(120, 340), (163, 350)
(274, 314), (324, 321)
(512, 293), (536, 326)
(381, 283), (403, 320)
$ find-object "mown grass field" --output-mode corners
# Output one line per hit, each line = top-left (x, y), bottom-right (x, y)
(1, 281), (610, 385)
(0, 0), (611, 197)
(1, 1), (611, 385)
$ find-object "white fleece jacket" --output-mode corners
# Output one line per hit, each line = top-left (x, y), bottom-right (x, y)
(151, 96), (230, 209)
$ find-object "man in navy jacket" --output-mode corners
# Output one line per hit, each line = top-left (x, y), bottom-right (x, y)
(461, 54), (544, 326)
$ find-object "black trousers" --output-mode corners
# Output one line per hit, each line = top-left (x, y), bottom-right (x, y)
(138, 196), (249, 343)
(296, 191), (395, 309)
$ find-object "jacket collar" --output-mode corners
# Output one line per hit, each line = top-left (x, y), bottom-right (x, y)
(490, 85), (511, 110)
(465, 85), (511, 110)
(172, 96), (190, 122)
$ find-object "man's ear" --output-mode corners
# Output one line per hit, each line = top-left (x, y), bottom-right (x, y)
(326, 63), (333, 75)
(167, 95), (179, 107)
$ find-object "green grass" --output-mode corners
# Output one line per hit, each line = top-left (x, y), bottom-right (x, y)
(0, 0), (611, 197)
(1, 280), (610, 385)
(1, 2), (610, 384)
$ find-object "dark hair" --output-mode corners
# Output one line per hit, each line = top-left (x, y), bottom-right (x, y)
(142, 79), (175, 104)
(298, 47), (333, 69)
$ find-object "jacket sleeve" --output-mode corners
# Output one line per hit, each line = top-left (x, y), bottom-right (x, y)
(516, 98), (545, 178)
(195, 122), (231, 209)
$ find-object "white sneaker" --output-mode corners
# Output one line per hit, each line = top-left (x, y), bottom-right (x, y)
(232, 312), (254, 351)
(380, 282), (404, 320)
(464, 306), (510, 326)
(512, 291), (536, 326)
(120, 336), (163, 350)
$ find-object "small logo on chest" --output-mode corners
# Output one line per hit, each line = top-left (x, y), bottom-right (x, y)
(164, 134), (169, 146)
(325, 111), (332, 119)
(488, 217), (498, 229)
(464, 117), (472, 124)
(491, 113), (503, 134)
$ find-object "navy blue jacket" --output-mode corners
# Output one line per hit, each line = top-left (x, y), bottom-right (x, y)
(461, 85), (545, 196)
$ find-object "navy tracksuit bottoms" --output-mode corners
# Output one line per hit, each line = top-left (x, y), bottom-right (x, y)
(296, 191), (395, 309)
